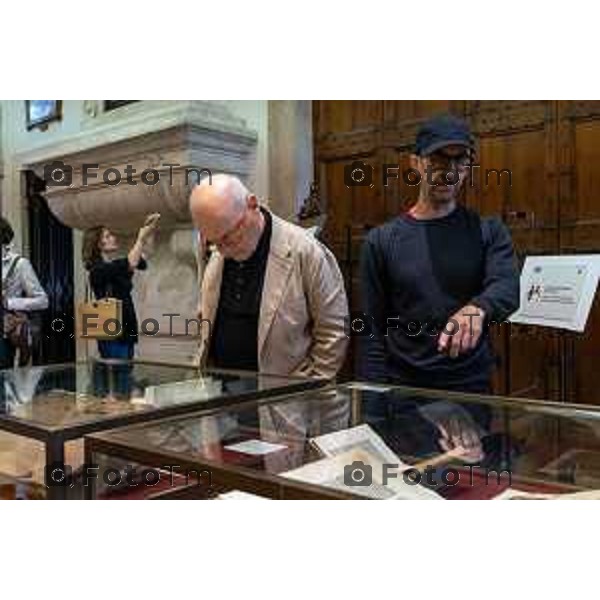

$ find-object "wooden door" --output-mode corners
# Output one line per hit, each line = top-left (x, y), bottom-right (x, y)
(313, 101), (383, 376)
(558, 102), (600, 404)
(464, 101), (561, 400)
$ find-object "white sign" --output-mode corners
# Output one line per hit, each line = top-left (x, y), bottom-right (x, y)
(224, 439), (288, 456)
(510, 255), (600, 332)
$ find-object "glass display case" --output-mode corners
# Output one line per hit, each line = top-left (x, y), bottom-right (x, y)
(0, 360), (326, 499)
(85, 381), (600, 500)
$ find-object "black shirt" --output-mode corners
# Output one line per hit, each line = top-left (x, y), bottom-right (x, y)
(360, 205), (519, 388)
(88, 257), (147, 344)
(210, 209), (272, 370)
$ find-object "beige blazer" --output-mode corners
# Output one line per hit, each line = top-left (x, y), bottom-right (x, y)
(196, 210), (349, 379)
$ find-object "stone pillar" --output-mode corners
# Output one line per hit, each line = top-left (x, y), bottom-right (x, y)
(267, 101), (313, 220)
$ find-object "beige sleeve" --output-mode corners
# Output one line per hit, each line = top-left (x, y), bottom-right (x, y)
(300, 242), (349, 379)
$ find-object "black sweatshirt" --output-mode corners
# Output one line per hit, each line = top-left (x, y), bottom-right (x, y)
(88, 257), (147, 344)
(210, 209), (272, 371)
(359, 205), (520, 388)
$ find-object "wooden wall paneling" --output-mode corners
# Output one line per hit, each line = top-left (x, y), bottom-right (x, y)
(560, 105), (600, 250)
(314, 101), (385, 376)
(314, 100), (382, 135)
(382, 101), (465, 149)
(465, 101), (560, 400)
(570, 294), (600, 405)
(350, 101), (383, 130)
(383, 100), (466, 124)
(463, 126), (510, 395)
(558, 101), (600, 404)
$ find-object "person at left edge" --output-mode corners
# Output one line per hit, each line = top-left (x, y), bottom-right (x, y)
(82, 214), (160, 360)
(1, 216), (49, 369)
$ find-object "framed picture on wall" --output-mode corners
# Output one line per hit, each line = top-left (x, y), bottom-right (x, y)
(25, 100), (62, 130)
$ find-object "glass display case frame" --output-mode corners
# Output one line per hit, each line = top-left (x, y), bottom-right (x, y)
(83, 381), (600, 500)
(0, 359), (329, 499)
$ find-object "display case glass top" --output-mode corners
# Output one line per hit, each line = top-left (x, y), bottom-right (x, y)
(87, 382), (600, 499)
(0, 360), (323, 437)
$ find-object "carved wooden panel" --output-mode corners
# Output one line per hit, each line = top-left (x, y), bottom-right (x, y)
(467, 100), (549, 135)
(557, 103), (600, 404)
(464, 101), (559, 398)
(564, 101), (600, 120)
(314, 101), (382, 137)
(382, 101), (464, 149)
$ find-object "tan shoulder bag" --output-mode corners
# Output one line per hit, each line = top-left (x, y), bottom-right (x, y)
(76, 273), (123, 340)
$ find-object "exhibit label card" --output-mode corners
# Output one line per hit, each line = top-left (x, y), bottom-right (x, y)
(509, 255), (600, 331)
(224, 439), (288, 455)
(345, 383), (391, 393)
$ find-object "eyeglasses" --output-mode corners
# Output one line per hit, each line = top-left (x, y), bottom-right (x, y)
(428, 150), (473, 170)
(209, 209), (249, 248)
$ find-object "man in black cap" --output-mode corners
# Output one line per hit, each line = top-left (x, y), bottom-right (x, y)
(359, 114), (520, 458)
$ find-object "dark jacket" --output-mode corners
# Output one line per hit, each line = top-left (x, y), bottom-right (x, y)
(88, 257), (147, 344)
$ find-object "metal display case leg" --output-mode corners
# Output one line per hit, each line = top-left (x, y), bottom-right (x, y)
(83, 439), (95, 500)
(45, 435), (66, 500)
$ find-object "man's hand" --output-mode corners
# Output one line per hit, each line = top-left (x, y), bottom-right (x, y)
(437, 415), (484, 464)
(438, 304), (486, 358)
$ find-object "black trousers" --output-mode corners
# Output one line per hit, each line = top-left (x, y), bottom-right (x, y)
(0, 338), (15, 370)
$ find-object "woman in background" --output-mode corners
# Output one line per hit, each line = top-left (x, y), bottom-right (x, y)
(1, 217), (48, 369)
(82, 213), (160, 360)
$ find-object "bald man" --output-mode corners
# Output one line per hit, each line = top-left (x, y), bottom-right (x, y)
(190, 175), (349, 380)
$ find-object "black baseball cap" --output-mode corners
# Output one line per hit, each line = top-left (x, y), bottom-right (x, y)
(415, 114), (474, 156)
